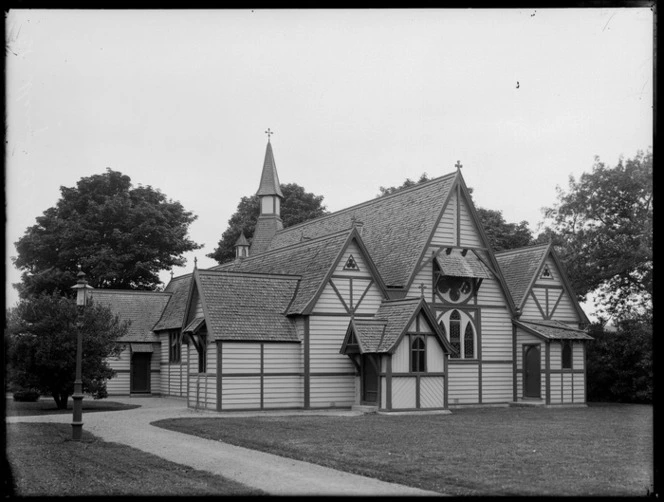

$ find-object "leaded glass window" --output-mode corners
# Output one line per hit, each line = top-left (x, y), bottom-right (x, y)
(449, 310), (461, 357)
(464, 323), (474, 359)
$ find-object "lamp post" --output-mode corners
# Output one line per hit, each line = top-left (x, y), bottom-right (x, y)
(71, 269), (93, 441)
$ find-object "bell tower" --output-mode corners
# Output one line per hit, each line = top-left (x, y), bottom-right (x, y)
(251, 129), (284, 255)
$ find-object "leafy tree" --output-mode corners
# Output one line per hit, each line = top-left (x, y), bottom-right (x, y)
(13, 169), (202, 298)
(378, 172), (535, 251)
(6, 291), (127, 409)
(585, 312), (653, 403)
(378, 173), (432, 196)
(208, 183), (327, 264)
(541, 150), (652, 320)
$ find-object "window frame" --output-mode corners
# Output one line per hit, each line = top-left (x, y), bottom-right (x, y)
(409, 334), (427, 373)
(169, 331), (181, 364)
(437, 308), (478, 360)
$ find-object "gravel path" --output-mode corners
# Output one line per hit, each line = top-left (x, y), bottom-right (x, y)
(8, 396), (440, 496)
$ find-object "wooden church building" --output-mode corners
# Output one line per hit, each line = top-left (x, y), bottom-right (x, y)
(93, 137), (591, 411)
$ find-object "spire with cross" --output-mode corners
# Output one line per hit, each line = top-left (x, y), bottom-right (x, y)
(455, 160), (463, 170)
(265, 128), (274, 142)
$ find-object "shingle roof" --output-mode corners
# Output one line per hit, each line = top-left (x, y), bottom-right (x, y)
(495, 244), (550, 308)
(256, 141), (283, 197)
(515, 319), (593, 340)
(89, 289), (172, 343)
(152, 274), (192, 331)
(195, 270), (300, 342)
(436, 249), (493, 278)
(350, 298), (453, 354)
(214, 230), (353, 315)
(265, 173), (458, 288)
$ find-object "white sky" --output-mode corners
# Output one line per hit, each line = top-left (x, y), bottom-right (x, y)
(5, 8), (653, 314)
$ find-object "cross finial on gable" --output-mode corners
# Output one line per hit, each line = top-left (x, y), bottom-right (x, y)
(419, 283), (427, 298)
(455, 160), (463, 170)
(265, 128), (274, 142)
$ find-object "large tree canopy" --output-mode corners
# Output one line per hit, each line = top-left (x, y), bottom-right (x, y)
(13, 169), (202, 297)
(541, 150), (652, 320)
(378, 172), (535, 252)
(208, 183), (328, 264)
(6, 291), (127, 409)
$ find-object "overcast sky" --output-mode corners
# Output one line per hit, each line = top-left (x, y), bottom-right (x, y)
(5, 8), (653, 314)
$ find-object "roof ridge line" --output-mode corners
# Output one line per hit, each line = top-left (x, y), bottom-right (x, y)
(273, 171), (458, 236)
(213, 228), (353, 268)
(495, 243), (551, 256)
(91, 289), (172, 296)
(518, 319), (584, 332)
(198, 269), (301, 280)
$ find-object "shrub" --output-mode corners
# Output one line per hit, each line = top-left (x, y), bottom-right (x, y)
(13, 389), (40, 402)
(586, 316), (652, 404)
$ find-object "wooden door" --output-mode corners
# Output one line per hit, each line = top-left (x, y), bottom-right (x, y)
(131, 353), (151, 393)
(362, 354), (378, 404)
(524, 345), (541, 398)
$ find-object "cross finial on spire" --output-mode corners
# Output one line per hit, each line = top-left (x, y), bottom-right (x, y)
(265, 128), (274, 142)
(455, 160), (463, 170)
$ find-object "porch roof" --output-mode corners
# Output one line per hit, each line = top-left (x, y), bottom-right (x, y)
(515, 319), (593, 340)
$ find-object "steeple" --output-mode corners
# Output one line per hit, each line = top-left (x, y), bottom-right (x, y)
(234, 232), (250, 259)
(257, 129), (284, 198)
(251, 130), (284, 255)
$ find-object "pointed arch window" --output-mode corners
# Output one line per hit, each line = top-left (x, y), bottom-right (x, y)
(438, 309), (477, 360)
(464, 323), (474, 359)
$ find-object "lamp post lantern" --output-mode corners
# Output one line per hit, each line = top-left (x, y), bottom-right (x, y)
(70, 268), (93, 441)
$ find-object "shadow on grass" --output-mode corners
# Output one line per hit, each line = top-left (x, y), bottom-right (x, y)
(5, 397), (141, 417)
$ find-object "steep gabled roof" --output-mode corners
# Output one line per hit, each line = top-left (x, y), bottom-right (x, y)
(89, 289), (172, 343)
(214, 229), (374, 315)
(495, 243), (550, 309)
(194, 269), (299, 342)
(265, 172), (458, 288)
(152, 273), (193, 332)
(344, 297), (453, 354)
(514, 319), (593, 341)
(496, 243), (589, 324)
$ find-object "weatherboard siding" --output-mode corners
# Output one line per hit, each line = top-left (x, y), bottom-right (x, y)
(481, 363), (513, 403)
(480, 308), (513, 360)
(432, 189), (457, 246)
(308, 316), (356, 373)
(458, 195), (482, 248)
(309, 375), (355, 407)
(448, 363), (480, 404)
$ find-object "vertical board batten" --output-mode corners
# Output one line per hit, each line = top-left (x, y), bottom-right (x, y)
(432, 190), (457, 246)
(458, 194), (482, 248)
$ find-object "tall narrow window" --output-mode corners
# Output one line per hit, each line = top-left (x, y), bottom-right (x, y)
(411, 336), (426, 373)
(464, 323), (475, 359)
(449, 310), (461, 357)
(169, 331), (181, 363)
(198, 335), (207, 373)
(562, 341), (572, 369)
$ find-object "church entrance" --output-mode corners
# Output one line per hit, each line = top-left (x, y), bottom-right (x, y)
(361, 354), (378, 404)
(524, 345), (541, 398)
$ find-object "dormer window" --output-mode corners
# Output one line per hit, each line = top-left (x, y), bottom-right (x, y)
(433, 248), (492, 304)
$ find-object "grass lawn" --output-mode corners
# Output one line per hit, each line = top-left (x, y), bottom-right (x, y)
(153, 403), (653, 496)
(5, 400), (264, 496)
